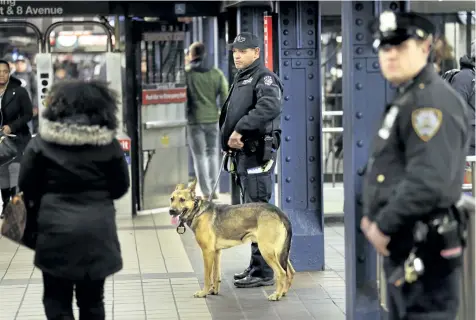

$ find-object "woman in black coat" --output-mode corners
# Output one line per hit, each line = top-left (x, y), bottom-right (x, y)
(0, 60), (33, 218)
(18, 80), (130, 320)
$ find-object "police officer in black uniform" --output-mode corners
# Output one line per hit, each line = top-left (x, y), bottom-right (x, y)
(361, 11), (469, 320)
(220, 32), (283, 288)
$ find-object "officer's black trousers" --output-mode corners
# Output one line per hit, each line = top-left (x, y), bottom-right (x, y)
(42, 272), (106, 320)
(384, 257), (460, 320)
(236, 151), (275, 279)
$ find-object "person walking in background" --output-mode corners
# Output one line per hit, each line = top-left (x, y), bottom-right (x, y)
(433, 36), (457, 75)
(185, 41), (229, 199)
(446, 40), (475, 155)
(18, 80), (130, 320)
(12, 54), (38, 134)
(0, 59), (33, 219)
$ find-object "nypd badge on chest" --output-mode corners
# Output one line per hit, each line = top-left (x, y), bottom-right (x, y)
(264, 76), (273, 86)
(411, 108), (443, 142)
(242, 77), (253, 85)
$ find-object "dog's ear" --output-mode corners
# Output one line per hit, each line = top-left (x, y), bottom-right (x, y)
(175, 183), (187, 191)
(189, 178), (198, 192)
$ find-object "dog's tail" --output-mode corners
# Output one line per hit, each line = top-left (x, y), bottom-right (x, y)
(279, 217), (293, 272)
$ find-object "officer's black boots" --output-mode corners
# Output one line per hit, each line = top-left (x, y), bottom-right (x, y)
(233, 265), (275, 288)
(234, 272), (274, 288)
(234, 267), (252, 280)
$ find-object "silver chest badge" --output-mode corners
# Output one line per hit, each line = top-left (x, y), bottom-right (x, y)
(378, 106), (399, 140)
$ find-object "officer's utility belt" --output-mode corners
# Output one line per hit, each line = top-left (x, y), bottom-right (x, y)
(389, 196), (474, 287)
(244, 131), (280, 160)
(224, 131), (280, 174)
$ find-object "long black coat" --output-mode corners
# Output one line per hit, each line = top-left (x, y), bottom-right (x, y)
(18, 118), (130, 281)
(2, 76), (33, 162)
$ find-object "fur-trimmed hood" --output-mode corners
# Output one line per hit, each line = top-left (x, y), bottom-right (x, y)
(38, 80), (119, 146)
(39, 117), (116, 146)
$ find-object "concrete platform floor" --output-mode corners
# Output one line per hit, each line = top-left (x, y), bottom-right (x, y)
(0, 213), (346, 320)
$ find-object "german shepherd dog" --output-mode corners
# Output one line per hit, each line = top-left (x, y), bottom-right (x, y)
(169, 179), (295, 301)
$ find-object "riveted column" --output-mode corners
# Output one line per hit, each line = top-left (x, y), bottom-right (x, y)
(278, 1), (323, 271)
(202, 17), (217, 68)
(342, 1), (408, 319)
(237, 7), (265, 63)
(218, 13), (231, 194)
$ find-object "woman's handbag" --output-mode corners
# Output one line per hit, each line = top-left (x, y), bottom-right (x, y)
(0, 192), (37, 250)
(0, 132), (17, 167)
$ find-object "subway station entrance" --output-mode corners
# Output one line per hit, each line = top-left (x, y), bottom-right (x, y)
(0, 1), (474, 320)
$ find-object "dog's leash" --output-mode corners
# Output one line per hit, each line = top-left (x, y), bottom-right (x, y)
(177, 153), (230, 235)
(207, 152), (229, 202)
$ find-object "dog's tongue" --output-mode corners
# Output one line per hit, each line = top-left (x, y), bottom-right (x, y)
(171, 216), (179, 226)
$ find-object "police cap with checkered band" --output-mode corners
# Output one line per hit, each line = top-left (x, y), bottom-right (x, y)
(370, 11), (436, 49)
(227, 32), (260, 50)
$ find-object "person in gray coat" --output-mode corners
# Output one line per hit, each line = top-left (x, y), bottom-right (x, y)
(449, 40), (475, 155)
(18, 80), (130, 320)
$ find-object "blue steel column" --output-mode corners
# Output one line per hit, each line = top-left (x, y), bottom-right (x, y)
(185, 21), (195, 180)
(342, 1), (408, 319)
(278, 1), (324, 271)
(237, 7), (265, 63)
(217, 14), (231, 193)
(201, 16), (227, 194)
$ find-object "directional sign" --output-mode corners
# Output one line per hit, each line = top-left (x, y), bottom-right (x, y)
(174, 3), (186, 15)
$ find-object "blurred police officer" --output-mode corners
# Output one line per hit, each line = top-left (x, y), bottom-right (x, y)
(361, 11), (469, 320)
(220, 32), (283, 288)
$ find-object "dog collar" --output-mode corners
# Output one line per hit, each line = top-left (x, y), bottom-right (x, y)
(176, 220), (186, 234)
(176, 198), (201, 235)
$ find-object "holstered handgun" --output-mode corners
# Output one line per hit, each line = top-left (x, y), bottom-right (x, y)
(262, 135), (274, 162)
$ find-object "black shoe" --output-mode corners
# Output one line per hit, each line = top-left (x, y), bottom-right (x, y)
(234, 275), (275, 288)
(233, 267), (252, 280)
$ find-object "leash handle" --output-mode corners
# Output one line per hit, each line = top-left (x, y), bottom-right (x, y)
(208, 153), (228, 202)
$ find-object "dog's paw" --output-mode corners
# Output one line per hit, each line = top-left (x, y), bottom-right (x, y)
(193, 290), (208, 298)
(208, 287), (219, 295)
(267, 292), (283, 301)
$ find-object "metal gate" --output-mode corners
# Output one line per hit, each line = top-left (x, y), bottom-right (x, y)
(34, 20), (132, 218)
(125, 20), (188, 211)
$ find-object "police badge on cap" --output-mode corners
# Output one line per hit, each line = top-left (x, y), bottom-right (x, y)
(228, 32), (260, 50)
(370, 11), (436, 49)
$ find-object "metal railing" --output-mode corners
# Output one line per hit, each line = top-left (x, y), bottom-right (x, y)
(322, 110), (343, 186)
(377, 156), (476, 319)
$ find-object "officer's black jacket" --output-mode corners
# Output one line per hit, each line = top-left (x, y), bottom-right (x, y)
(219, 59), (283, 151)
(363, 64), (470, 259)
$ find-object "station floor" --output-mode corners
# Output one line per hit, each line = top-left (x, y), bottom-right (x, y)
(0, 185), (346, 320)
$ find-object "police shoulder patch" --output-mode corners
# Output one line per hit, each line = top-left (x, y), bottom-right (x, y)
(411, 107), (443, 142)
(263, 75), (273, 86)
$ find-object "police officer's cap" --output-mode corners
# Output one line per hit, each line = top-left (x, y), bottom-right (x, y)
(370, 11), (435, 48)
(2, 54), (14, 63)
(228, 32), (260, 50)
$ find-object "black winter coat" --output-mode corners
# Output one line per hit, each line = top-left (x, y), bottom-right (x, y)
(18, 117), (130, 281)
(1, 76), (33, 162)
(219, 59), (283, 151)
(451, 55), (475, 154)
(363, 64), (469, 262)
